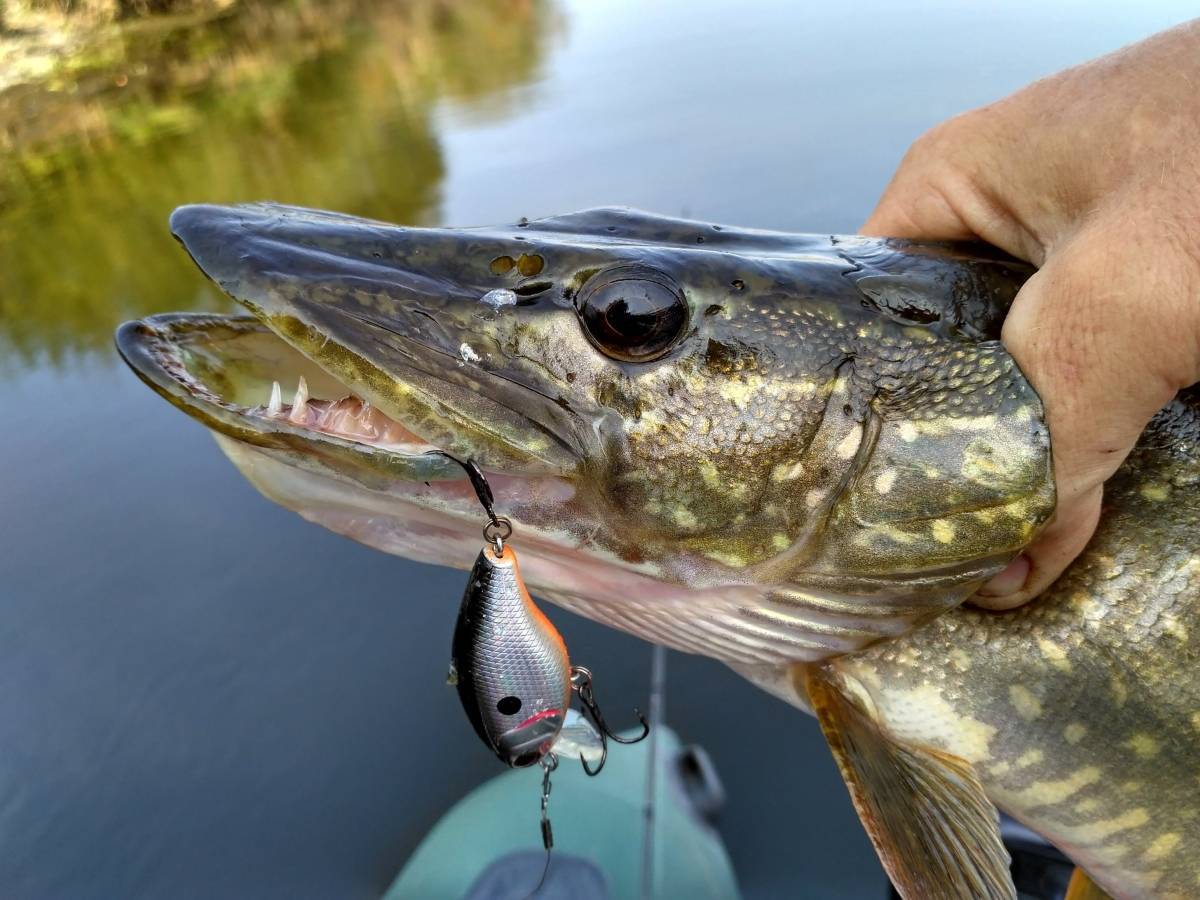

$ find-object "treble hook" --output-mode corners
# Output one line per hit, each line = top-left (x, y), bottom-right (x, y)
(571, 666), (650, 776)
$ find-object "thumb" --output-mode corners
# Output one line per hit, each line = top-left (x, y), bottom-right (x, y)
(975, 218), (1194, 608)
(860, 116), (1043, 262)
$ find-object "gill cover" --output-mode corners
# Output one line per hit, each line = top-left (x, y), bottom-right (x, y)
(451, 546), (571, 767)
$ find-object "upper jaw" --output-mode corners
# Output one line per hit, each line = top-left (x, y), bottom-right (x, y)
(167, 202), (588, 476)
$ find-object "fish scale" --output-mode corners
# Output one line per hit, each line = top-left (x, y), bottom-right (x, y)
(835, 392), (1200, 898)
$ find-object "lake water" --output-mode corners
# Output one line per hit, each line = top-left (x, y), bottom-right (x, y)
(0, 1), (1192, 897)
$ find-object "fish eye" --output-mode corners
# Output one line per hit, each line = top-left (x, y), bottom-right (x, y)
(576, 266), (688, 362)
(497, 695), (522, 715)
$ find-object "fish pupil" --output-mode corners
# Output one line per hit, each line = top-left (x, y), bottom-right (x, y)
(577, 266), (688, 362)
(497, 695), (522, 715)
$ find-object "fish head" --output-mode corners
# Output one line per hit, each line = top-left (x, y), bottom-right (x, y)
(117, 204), (1054, 671)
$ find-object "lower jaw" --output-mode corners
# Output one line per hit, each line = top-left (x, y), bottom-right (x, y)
(215, 437), (954, 674)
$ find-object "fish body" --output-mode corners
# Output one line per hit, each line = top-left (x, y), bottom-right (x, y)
(452, 545), (571, 768)
(828, 391), (1200, 898)
(115, 204), (1197, 898)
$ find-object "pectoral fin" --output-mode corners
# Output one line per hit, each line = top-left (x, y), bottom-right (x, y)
(1065, 868), (1114, 900)
(801, 665), (1015, 900)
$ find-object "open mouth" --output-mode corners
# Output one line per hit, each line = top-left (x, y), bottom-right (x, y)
(115, 313), (471, 483)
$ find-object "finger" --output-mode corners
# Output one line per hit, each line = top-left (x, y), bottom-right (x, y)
(860, 127), (979, 240)
(860, 114), (1046, 263)
(973, 486), (1101, 610)
(972, 218), (1193, 605)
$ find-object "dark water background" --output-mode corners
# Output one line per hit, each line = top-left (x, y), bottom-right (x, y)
(0, 1), (1192, 897)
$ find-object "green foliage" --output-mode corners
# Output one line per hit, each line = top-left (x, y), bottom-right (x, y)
(0, 0), (553, 371)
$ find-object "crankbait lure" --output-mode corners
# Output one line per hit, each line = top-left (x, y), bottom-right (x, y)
(451, 537), (572, 768)
(428, 451), (650, 896)
(434, 451), (649, 774)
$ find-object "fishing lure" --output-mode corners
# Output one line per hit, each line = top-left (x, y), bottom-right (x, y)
(435, 452), (649, 774)
(427, 452), (650, 895)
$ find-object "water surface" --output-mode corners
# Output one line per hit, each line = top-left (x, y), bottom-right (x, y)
(0, 1), (1192, 897)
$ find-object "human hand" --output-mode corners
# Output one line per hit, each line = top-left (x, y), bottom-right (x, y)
(862, 20), (1200, 608)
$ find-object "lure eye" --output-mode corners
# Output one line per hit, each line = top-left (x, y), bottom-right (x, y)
(497, 695), (522, 715)
(576, 266), (688, 362)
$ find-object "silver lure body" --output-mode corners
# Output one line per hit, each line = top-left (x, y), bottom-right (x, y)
(451, 546), (572, 767)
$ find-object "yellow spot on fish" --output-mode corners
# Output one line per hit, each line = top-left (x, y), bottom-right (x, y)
(950, 414), (998, 432)
(1144, 833), (1181, 861)
(1140, 482), (1170, 502)
(671, 506), (698, 529)
(1014, 749), (1044, 770)
(874, 468), (897, 495)
(704, 549), (748, 568)
(1064, 723), (1088, 744)
(1075, 798), (1102, 814)
(719, 377), (765, 410)
(1163, 614), (1188, 641)
(876, 685), (996, 763)
(805, 489), (827, 509)
(865, 525), (918, 546)
(1008, 766), (1101, 807)
(1121, 781), (1143, 793)
(931, 520), (956, 543)
(898, 422), (918, 442)
(962, 437), (1017, 486)
(1038, 639), (1072, 672)
(1125, 734), (1160, 758)
(990, 761), (1011, 776)
(901, 326), (937, 343)
(949, 649), (971, 671)
(771, 461), (804, 482)
(973, 509), (997, 524)
(835, 425), (862, 460)
(923, 466), (941, 480)
(772, 533), (790, 552)
(1061, 807), (1149, 842)
(699, 461), (722, 489)
(1009, 685), (1042, 721)
(1191, 712), (1200, 733)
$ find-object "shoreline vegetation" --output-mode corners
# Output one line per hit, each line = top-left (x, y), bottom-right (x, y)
(1, 0), (240, 93)
(0, 0), (549, 369)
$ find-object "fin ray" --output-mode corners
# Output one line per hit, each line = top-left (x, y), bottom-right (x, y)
(802, 665), (1015, 900)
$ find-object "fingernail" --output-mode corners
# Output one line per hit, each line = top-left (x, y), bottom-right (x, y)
(977, 554), (1030, 598)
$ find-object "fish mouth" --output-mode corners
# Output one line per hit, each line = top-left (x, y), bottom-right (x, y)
(116, 313), (461, 481)
(155, 202), (591, 478)
(116, 201), (597, 556)
(114, 312), (582, 545)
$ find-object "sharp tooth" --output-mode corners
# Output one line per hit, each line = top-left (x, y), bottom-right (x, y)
(267, 381), (282, 416)
(289, 376), (309, 423)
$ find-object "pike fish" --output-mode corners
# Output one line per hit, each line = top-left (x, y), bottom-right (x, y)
(116, 204), (1198, 899)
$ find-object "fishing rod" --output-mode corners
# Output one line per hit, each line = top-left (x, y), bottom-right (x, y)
(640, 643), (667, 900)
